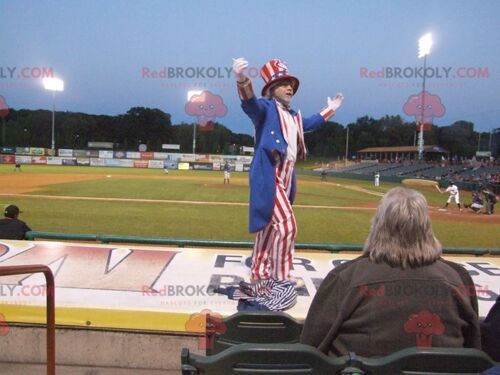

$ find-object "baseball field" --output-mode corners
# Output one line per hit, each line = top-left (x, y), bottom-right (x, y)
(0, 164), (498, 248)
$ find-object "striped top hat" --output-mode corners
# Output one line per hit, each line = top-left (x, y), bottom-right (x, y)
(260, 59), (300, 97)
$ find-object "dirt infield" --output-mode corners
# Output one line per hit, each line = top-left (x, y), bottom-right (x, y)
(0, 173), (103, 193)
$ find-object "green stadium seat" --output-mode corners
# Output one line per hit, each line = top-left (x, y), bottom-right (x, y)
(205, 311), (303, 355)
(182, 343), (349, 375)
(357, 347), (497, 374)
(182, 344), (498, 375)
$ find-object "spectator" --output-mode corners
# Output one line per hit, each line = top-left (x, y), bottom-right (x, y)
(0, 205), (32, 240)
(482, 189), (497, 215)
(300, 187), (480, 357)
(481, 295), (500, 361)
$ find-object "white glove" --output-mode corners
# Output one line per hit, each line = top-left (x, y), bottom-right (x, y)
(232, 57), (249, 82)
(327, 93), (344, 112)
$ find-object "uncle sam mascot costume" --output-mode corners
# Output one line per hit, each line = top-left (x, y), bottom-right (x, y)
(233, 57), (344, 284)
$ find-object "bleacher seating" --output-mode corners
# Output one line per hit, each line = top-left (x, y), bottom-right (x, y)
(181, 344), (498, 375)
(206, 311), (303, 355)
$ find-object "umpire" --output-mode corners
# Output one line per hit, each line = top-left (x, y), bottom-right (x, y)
(0, 205), (32, 240)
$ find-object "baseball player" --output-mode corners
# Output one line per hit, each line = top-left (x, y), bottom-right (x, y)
(438, 182), (462, 211)
(223, 161), (231, 184)
(232, 57), (343, 284)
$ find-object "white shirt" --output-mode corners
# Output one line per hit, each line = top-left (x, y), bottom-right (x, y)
(446, 185), (459, 196)
(276, 102), (298, 162)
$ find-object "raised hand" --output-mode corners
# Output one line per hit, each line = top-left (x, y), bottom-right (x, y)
(232, 57), (249, 82)
(327, 93), (344, 112)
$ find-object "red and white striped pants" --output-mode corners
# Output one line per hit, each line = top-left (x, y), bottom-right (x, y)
(251, 159), (297, 281)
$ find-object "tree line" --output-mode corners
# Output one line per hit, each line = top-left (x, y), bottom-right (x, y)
(1, 107), (491, 158)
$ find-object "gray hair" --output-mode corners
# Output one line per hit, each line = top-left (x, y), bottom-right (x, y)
(363, 187), (442, 268)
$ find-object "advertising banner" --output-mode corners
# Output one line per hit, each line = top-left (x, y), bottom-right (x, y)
(162, 144), (180, 150)
(1, 147), (16, 154)
(31, 156), (47, 165)
(163, 161), (178, 169)
(133, 160), (149, 168)
(192, 163), (213, 170)
(73, 150), (88, 157)
(62, 158), (77, 166)
(140, 152), (154, 160)
(0, 241), (497, 333)
(104, 158), (134, 167)
(195, 154), (210, 162)
(148, 160), (164, 169)
(181, 154), (195, 162)
(235, 163), (244, 172)
(167, 153), (182, 161)
(29, 147), (45, 156)
(58, 149), (73, 157)
(178, 162), (190, 170)
(114, 151), (127, 159)
(88, 141), (113, 149)
(47, 157), (63, 165)
(153, 152), (169, 160)
(99, 150), (114, 159)
(236, 156), (253, 163)
(90, 158), (105, 167)
(88, 150), (100, 158)
(76, 158), (91, 166)
(15, 155), (31, 164)
(126, 151), (141, 159)
(0, 155), (15, 164)
(15, 147), (30, 155)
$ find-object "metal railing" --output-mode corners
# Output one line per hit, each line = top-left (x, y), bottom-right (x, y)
(24, 231), (499, 255)
(0, 265), (55, 375)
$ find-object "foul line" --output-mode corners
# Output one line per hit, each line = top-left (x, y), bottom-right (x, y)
(0, 193), (376, 211)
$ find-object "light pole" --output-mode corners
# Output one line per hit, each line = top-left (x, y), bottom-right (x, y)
(187, 90), (202, 155)
(417, 33), (432, 160)
(345, 125), (349, 166)
(43, 77), (64, 154)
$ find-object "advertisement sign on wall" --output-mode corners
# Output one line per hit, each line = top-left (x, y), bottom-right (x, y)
(47, 157), (63, 165)
(31, 156), (48, 164)
(58, 149), (73, 157)
(163, 161), (178, 169)
(140, 152), (154, 160)
(99, 150), (114, 159)
(90, 158), (105, 167)
(126, 151), (141, 159)
(0, 155), (15, 163)
(62, 158), (77, 166)
(148, 160), (164, 169)
(133, 160), (149, 168)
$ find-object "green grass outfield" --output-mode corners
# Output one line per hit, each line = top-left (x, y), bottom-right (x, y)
(0, 164), (498, 248)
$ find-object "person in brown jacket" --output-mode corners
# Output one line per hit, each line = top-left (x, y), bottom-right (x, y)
(300, 187), (480, 357)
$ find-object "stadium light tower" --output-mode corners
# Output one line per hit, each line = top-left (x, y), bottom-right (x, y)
(187, 90), (203, 155)
(43, 77), (64, 154)
(417, 33), (433, 160)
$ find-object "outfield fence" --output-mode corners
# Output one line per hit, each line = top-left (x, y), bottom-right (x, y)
(24, 231), (499, 255)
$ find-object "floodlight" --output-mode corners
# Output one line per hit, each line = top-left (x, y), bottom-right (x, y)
(43, 77), (64, 92)
(418, 33), (433, 58)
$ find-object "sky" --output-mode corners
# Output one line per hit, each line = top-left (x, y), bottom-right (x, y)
(1, 0), (499, 135)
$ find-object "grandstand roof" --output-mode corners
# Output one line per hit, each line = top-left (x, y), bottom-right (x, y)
(358, 145), (448, 154)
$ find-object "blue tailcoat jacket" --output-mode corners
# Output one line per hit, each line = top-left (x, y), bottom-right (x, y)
(241, 96), (325, 233)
